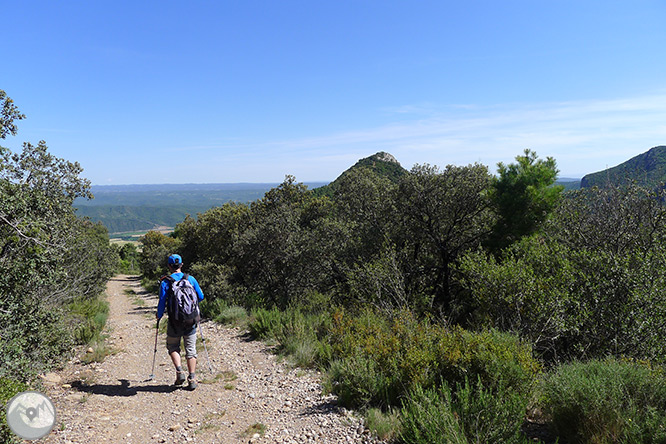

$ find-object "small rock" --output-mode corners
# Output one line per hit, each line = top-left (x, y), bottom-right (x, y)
(169, 424), (181, 432)
(41, 372), (61, 384)
(87, 347), (94, 354)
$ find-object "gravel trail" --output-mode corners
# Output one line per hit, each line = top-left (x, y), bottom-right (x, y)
(42, 275), (378, 444)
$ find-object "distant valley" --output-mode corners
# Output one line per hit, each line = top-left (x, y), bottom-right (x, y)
(75, 182), (326, 236)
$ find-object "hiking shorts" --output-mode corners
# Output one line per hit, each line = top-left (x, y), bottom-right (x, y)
(166, 322), (198, 359)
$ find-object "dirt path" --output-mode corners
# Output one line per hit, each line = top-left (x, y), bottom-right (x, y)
(42, 275), (378, 444)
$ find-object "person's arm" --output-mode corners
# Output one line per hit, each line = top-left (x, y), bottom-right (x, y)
(157, 278), (168, 319)
(189, 275), (204, 301)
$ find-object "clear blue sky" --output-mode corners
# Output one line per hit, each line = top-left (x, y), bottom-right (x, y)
(3, 1), (666, 184)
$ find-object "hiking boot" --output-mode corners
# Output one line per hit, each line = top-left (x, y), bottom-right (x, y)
(187, 377), (197, 391)
(174, 371), (187, 386)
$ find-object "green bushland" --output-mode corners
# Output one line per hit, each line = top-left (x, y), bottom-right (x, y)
(0, 377), (29, 444)
(326, 309), (540, 410)
(134, 135), (666, 442)
(249, 306), (333, 368)
(1, 91), (118, 384)
(68, 295), (110, 344)
(542, 358), (666, 444)
(244, 304), (541, 440)
(459, 183), (666, 365)
(399, 378), (532, 444)
(200, 298), (248, 326)
(365, 408), (401, 441)
(115, 242), (141, 274)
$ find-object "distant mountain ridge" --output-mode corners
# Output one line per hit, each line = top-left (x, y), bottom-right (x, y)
(312, 151), (409, 197)
(581, 145), (666, 188)
(76, 183), (327, 234)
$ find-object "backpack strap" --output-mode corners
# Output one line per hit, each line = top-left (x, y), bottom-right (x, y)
(161, 275), (176, 284)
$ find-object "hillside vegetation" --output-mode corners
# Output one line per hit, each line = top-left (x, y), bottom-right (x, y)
(312, 151), (408, 197)
(581, 145), (666, 188)
(139, 145), (666, 443)
(0, 91), (117, 442)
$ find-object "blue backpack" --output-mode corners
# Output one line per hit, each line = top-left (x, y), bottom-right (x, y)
(164, 274), (201, 328)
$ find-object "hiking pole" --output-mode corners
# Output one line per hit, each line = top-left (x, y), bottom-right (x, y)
(198, 322), (214, 374)
(148, 318), (160, 381)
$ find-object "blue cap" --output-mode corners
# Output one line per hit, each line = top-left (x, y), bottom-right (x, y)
(167, 254), (182, 265)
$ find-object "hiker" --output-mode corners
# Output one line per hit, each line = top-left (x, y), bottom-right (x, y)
(157, 254), (205, 390)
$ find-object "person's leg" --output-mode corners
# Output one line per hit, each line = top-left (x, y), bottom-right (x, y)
(186, 356), (197, 374)
(183, 331), (198, 390)
(166, 326), (187, 385)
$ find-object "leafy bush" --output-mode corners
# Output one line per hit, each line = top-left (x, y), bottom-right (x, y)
(68, 294), (110, 344)
(459, 233), (666, 364)
(139, 230), (180, 280)
(248, 307), (332, 368)
(115, 243), (140, 274)
(0, 302), (73, 381)
(399, 383), (467, 444)
(248, 307), (283, 340)
(200, 297), (228, 319)
(215, 306), (248, 326)
(542, 358), (666, 444)
(326, 309), (541, 409)
(0, 377), (29, 444)
(364, 407), (401, 441)
(327, 356), (397, 408)
(400, 379), (532, 444)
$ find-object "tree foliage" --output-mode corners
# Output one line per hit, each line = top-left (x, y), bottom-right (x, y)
(460, 184), (666, 363)
(0, 91), (115, 381)
(396, 163), (495, 311)
(139, 230), (181, 281)
(488, 149), (563, 252)
(0, 89), (25, 139)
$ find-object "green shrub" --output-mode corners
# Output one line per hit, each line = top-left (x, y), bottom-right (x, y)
(215, 306), (248, 326)
(365, 407), (401, 441)
(68, 295), (110, 345)
(249, 307), (332, 368)
(326, 356), (399, 408)
(0, 301), (73, 381)
(543, 358), (666, 444)
(399, 383), (467, 444)
(400, 379), (532, 444)
(326, 308), (541, 409)
(0, 377), (28, 444)
(451, 377), (532, 443)
(199, 297), (243, 324)
(248, 307), (283, 340)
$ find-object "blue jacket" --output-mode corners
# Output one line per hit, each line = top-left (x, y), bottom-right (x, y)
(157, 272), (204, 319)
